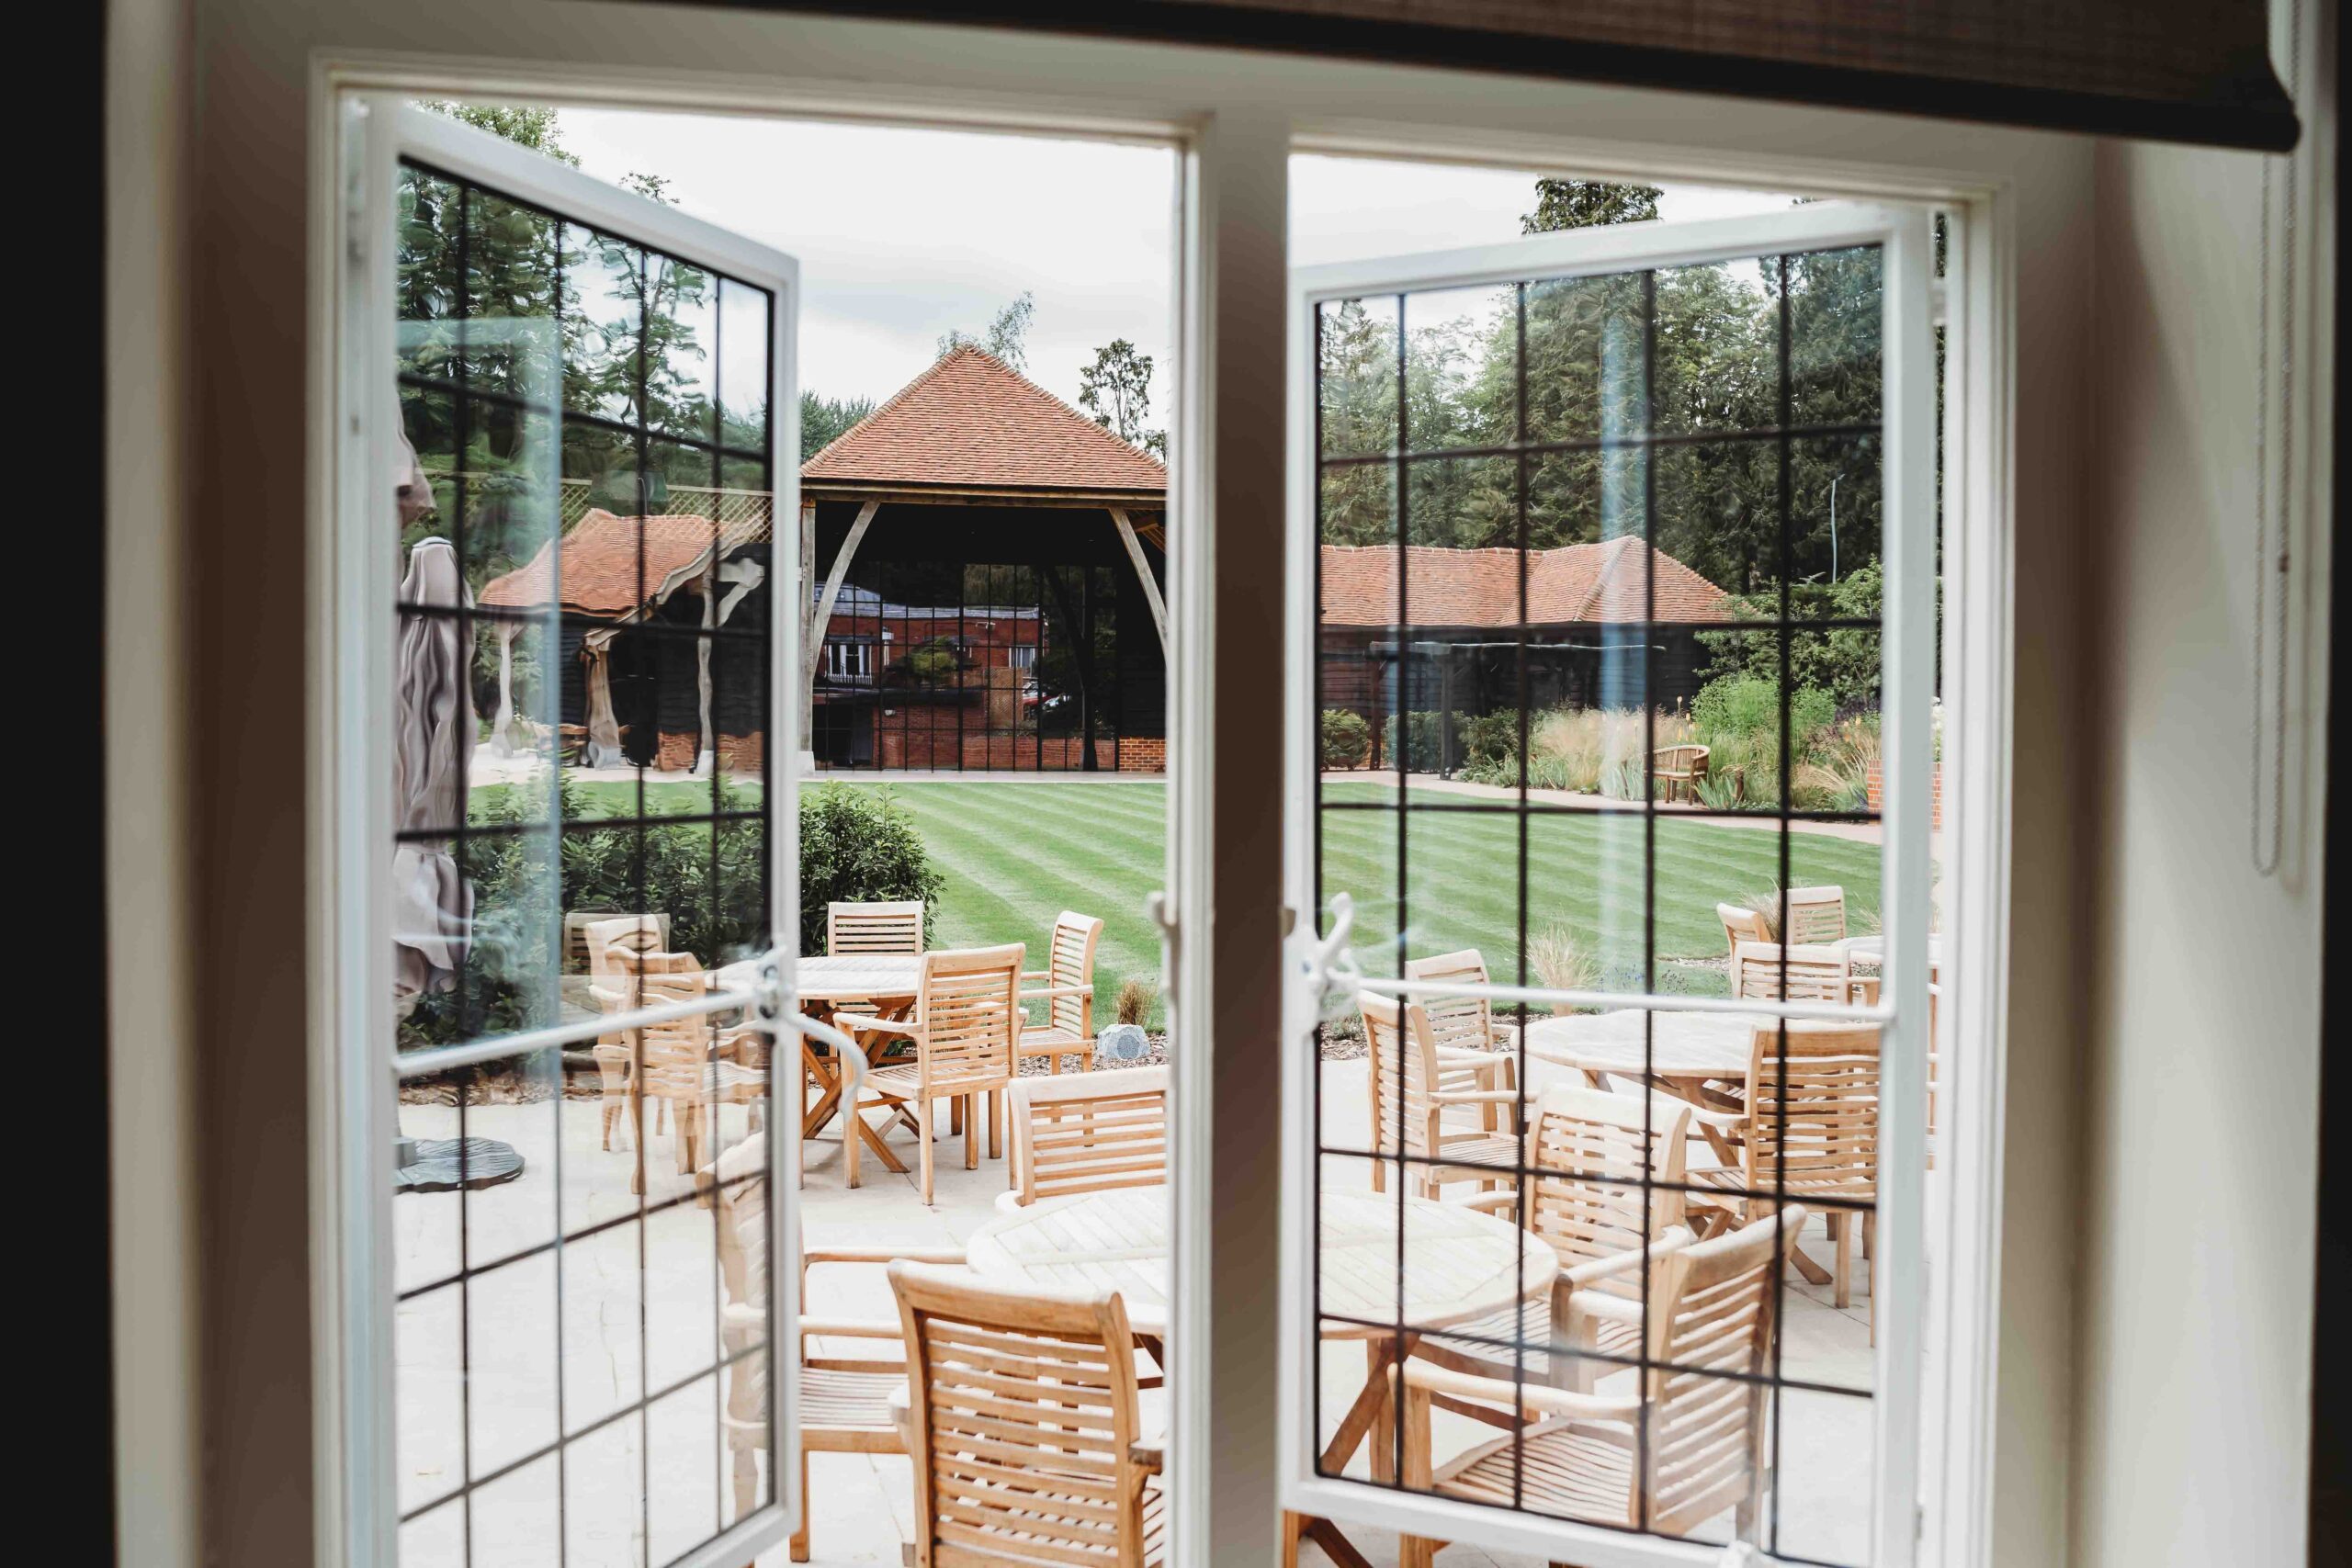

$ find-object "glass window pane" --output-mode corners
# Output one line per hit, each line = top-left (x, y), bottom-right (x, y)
(1318, 296), (1399, 457)
(718, 277), (771, 451)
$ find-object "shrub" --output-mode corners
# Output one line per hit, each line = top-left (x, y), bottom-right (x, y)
(1319, 708), (1372, 769)
(1691, 673), (1835, 746)
(1115, 976), (1155, 1028)
(1453, 711), (1521, 769)
(798, 783), (945, 956)
(1526, 926), (1600, 1014)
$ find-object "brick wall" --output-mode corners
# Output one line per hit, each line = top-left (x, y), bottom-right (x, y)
(1116, 737), (1166, 773)
(1864, 759), (1942, 829)
(873, 730), (1129, 772)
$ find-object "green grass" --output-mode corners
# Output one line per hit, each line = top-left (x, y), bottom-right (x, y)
(466, 775), (1886, 1024)
(839, 780), (1885, 1022)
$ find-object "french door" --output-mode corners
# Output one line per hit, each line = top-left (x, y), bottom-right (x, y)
(331, 99), (812, 1568)
(1281, 201), (1937, 1568)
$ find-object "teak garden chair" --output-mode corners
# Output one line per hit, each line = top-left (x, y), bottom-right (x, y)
(1730, 938), (1874, 1007)
(1395, 1207), (1805, 1564)
(582, 914), (675, 1150)
(1360, 994), (1523, 1198)
(1002, 1064), (1169, 1209)
(613, 953), (766, 1195)
(1699, 1021), (1880, 1326)
(1401, 949), (1520, 1134)
(1424, 1086), (1699, 1396)
(1652, 742), (1711, 802)
(1015, 910), (1104, 1073)
(889, 1263), (1164, 1568)
(837, 943), (1024, 1203)
(697, 1136), (967, 1562)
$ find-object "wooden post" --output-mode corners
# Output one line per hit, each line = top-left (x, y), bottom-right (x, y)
(797, 502), (818, 760)
(1109, 507), (1170, 664)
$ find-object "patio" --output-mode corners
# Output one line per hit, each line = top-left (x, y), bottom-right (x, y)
(395, 1038), (1883, 1568)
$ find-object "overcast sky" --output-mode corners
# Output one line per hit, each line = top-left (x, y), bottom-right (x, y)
(558, 108), (1792, 428)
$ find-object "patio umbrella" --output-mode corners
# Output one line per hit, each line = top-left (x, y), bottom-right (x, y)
(392, 536), (476, 1003)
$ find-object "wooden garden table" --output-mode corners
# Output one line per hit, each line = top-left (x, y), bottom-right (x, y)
(722, 953), (924, 1175)
(966, 1184), (1555, 1568)
(1521, 1007), (1774, 1116)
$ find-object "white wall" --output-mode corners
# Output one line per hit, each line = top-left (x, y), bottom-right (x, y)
(2075, 76), (2336, 1568)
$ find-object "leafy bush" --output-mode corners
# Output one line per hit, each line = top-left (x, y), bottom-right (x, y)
(1453, 711), (1521, 769)
(1319, 708), (1372, 769)
(1691, 673), (1835, 745)
(798, 783), (945, 955)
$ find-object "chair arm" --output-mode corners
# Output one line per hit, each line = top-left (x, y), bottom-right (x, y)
(1442, 1190), (1519, 1215)
(1129, 1438), (1164, 1474)
(803, 1245), (967, 1268)
(1398, 1359), (1639, 1424)
(1429, 1088), (1524, 1106)
(1018, 983), (1094, 1001)
(797, 1316), (907, 1339)
(1561, 1228), (1692, 1289)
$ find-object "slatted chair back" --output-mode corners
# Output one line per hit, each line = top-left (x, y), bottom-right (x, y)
(1784, 885), (1847, 945)
(1007, 1066), (1170, 1206)
(910, 943), (1023, 1097)
(1716, 900), (1772, 959)
(1039, 911), (1103, 1037)
(1741, 1021), (1880, 1202)
(1523, 1085), (1692, 1301)
(826, 899), (926, 957)
(614, 959), (717, 1096)
(1360, 993), (1448, 1165)
(889, 1264), (1154, 1568)
(1639, 1206), (1804, 1536)
(1402, 949), (1498, 1055)
(1729, 939), (1852, 1004)
(584, 914), (673, 984)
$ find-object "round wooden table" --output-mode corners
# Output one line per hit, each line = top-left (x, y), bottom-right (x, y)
(721, 954), (925, 1175)
(1522, 1007), (1774, 1111)
(966, 1186), (1554, 1344)
(967, 1179), (1552, 1565)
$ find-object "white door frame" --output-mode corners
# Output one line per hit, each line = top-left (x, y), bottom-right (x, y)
(1280, 199), (1939, 1568)
(321, 96), (804, 1568)
(254, 28), (2033, 1568)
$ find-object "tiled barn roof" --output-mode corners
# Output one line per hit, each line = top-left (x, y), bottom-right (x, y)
(1319, 537), (1731, 626)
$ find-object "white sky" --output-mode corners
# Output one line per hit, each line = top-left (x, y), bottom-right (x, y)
(557, 108), (1794, 423)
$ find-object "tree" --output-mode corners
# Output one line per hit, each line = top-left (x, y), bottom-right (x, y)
(422, 102), (581, 166)
(799, 391), (876, 460)
(1521, 178), (1661, 234)
(1078, 339), (1164, 457)
(939, 291), (1035, 369)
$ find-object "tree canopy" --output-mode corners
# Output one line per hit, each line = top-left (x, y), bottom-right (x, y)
(1078, 339), (1164, 457)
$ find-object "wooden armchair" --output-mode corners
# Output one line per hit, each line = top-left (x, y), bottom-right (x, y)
(889, 1263), (1164, 1568)
(1016, 910), (1103, 1073)
(1699, 1021), (1880, 1325)
(614, 955), (766, 1195)
(1652, 742), (1711, 802)
(1401, 950), (1520, 1135)
(698, 1137), (967, 1562)
(1731, 938), (1876, 1007)
(1396, 1207), (1804, 1563)
(585, 929), (688, 1152)
(1423, 1086), (1698, 1396)
(1361, 994), (1523, 1198)
(838, 943), (1024, 1203)
(1002, 1064), (1169, 1209)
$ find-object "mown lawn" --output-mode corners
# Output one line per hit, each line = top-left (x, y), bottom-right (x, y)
(839, 780), (1885, 1022)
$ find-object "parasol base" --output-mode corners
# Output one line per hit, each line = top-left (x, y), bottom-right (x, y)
(394, 1137), (526, 1193)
